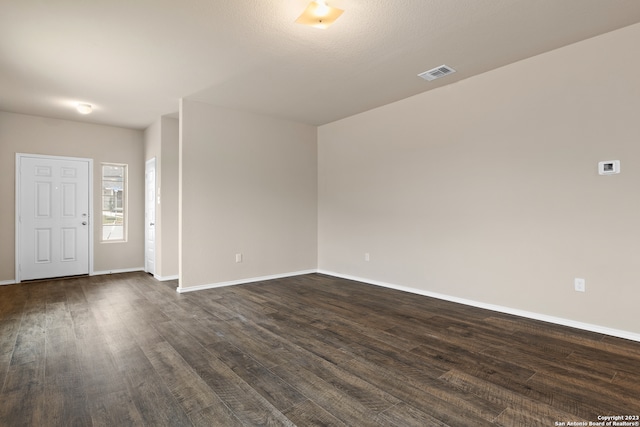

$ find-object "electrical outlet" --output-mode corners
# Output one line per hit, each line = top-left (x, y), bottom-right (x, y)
(574, 278), (585, 292)
(235, 253), (242, 263)
(364, 252), (370, 262)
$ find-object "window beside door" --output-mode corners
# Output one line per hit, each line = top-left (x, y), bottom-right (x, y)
(102, 163), (127, 242)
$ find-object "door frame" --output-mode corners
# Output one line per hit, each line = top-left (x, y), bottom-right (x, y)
(15, 153), (94, 283)
(145, 157), (156, 275)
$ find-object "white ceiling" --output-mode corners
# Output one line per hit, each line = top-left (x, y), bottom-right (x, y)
(2, 0), (640, 130)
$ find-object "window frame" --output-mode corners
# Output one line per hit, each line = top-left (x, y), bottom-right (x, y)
(101, 162), (128, 243)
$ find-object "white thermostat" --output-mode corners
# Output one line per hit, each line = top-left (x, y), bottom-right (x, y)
(598, 160), (620, 175)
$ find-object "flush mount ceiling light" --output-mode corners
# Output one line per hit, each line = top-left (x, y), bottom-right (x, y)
(295, 0), (344, 29)
(76, 103), (93, 114)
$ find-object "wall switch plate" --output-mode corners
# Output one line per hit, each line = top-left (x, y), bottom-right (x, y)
(235, 253), (242, 263)
(598, 160), (620, 175)
(364, 252), (370, 262)
(574, 278), (586, 292)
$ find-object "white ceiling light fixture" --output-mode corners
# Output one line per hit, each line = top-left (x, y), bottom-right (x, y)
(76, 103), (93, 114)
(295, 0), (344, 29)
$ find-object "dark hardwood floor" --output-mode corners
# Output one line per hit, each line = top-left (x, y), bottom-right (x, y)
(0, 272), (639, 426)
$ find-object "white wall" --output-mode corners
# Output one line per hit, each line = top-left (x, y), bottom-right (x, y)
(179, 100), (317, 289)
(0, 112), (145, 280)
(318, 23), (640, 335)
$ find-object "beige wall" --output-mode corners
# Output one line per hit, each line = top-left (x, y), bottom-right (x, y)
(144, 117), (161, 159)
(0, 112), (145, 280)
(318, 23), (640, 334)
(179, 100), (317, 289)
(160, 117), (179, 278)
(144, 116), (180, 279)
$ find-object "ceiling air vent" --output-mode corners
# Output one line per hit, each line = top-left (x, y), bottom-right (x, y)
(418, 65), (456, 81)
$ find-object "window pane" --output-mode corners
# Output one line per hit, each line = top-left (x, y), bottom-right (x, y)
(102, 164), (127, 241)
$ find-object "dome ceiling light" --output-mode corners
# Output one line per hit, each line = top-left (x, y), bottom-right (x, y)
(295, 0), (344, 29)
(76, 103), (93, 114)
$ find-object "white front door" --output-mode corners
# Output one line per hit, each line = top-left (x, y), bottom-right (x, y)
(145, 158), (156, 275)
(17, 154), (91, 281)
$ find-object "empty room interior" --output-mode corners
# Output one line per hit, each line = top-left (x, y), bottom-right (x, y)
(1, 1), (640, 426)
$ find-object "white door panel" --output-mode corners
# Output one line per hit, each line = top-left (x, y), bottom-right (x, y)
(18, 155), (91, 281)
(35, 228), (52, 263)
(145, 158), (156, 275)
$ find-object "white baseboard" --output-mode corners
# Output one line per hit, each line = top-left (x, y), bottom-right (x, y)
(317, 270), (640, 343)
(176, 269), (317, 294)
(155, 274), (179, 281)
(0, 280), (16, 286)
(92, 267), (145, 276)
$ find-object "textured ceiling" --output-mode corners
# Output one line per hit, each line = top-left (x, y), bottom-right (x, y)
(1, 0), (640, 130)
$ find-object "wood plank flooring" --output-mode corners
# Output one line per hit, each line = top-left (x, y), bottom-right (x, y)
(1, 272), (639, 426)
